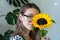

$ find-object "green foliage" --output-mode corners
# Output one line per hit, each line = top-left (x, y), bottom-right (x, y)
(4, 30), (14, 40)
(5, 0), (29, 25)
(0, 34), (6, 40)
(32, 27), (48, 38)
(40, 29), (48, 38)
(0, 30), (14, 40)
(5, 9), (20, 25)
(7, 0), (29, 7)
(51, 20), (56, 23)
(32, 26), (36, 32)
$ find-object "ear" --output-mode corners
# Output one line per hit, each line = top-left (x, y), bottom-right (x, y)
(19, 14), (23, 21)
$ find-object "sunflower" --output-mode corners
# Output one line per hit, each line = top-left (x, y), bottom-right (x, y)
(32, 13), (54, 30)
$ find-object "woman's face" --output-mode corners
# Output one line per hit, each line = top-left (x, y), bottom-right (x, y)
(19, 8), (39, 30)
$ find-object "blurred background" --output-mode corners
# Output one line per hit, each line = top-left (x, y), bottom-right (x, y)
(0, 0), (60, 40)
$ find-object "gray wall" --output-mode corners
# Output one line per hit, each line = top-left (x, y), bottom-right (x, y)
(29, 0), (60, 40)
(0, 0), (16, 35)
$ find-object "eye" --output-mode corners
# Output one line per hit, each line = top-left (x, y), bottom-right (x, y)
(23, 15), (33, 18)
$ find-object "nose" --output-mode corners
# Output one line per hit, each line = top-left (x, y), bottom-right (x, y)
(29, 20), (32, 22)
(29, 21), (33, 25)
(28, 19), (33, 24)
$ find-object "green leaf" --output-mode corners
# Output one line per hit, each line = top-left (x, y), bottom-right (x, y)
(24, 0), (29, 3)
(14, 16), (17, 24)
(7, 0), (12, 5)
(5, 9), (20, 25)
(5, 12), (14, 25)
(9, 0), (12, 5)
(13, 14), (17, 24)
(16, 0), (21, 7)
(0, 34), (6, 40)
(7, 0), (29, 7)
(40, 29), (48, 38)
(20, 0), (26, 4)
(6, 0), (29, 25)
(32, 27), (36, 32)
(13, 9), (20, 14)
(13, 9), (20, 24)
(51, 20), (55, 23)
(13, 0), (18, 7)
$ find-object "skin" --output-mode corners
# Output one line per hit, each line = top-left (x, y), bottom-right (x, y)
(10, 7), (49, 40)
(19, 8), (39, 30)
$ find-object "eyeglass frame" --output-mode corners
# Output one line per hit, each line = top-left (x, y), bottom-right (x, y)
(23, 14), (33, 19)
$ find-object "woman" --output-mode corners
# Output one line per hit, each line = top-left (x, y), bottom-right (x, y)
(10, 3), (41, 40)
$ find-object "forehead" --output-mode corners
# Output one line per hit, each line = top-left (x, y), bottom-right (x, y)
(24, 8), (39, 15)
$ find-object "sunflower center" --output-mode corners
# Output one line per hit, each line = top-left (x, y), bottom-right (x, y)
(37, 18), (47, 25)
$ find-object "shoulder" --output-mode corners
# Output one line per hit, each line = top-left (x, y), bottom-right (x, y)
(10, 35), (25, 40)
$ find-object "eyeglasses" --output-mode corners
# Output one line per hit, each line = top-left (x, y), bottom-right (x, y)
(23, 15), (33, 19)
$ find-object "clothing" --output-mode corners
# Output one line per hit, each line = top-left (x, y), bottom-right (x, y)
(10, 35), (25, 40)
(10, 30), (41, 40)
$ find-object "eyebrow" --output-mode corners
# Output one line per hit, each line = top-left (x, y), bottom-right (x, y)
(24, 13), (33, 15)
